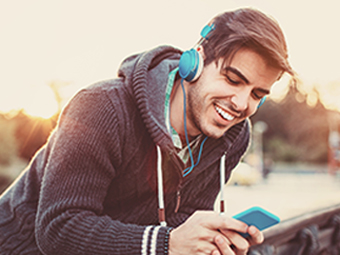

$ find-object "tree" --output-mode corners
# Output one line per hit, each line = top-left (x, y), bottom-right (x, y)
(251, 79), (329, 163)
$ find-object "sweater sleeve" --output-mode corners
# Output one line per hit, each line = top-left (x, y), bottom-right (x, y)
(35, 89), (171, 255)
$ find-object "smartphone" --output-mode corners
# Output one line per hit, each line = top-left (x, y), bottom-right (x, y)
(232, 206), (280, 237)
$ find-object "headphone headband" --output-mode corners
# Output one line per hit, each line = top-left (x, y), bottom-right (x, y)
(200, 23), (215, 40)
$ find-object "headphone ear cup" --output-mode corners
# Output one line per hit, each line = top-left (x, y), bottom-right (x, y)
(193, 51), (204, 82)
(179, 49), (204, 82)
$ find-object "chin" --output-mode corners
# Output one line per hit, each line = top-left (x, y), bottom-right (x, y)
(203, 126), (231, 139)
(198, 118), (237, 139)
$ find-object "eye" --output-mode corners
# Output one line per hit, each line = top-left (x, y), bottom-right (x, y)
(226, 75), (240, 85)
(252, 92), (262, 100)
(252, 90), (267, 100)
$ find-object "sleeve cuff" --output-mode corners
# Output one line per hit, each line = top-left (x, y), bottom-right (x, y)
(141, 225), (173, 255)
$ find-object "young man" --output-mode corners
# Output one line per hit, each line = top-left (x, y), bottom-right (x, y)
(0, 8), (293, 255)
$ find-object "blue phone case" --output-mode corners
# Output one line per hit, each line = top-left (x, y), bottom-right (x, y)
(232, 206), (280, 237)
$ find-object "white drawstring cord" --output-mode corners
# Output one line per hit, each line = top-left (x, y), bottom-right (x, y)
(156, 146), (167, 226)
(157, 145), (227, 222)
(220, 154), (226, 215)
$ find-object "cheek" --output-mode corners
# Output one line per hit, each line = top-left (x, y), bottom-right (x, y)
(235, 99), (258, 120)
(248, 103), (259, 117)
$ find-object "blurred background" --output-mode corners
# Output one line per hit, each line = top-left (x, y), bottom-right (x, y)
(1, 0), (340, 219)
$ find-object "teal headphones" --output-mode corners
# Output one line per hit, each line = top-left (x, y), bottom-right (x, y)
(178, 23), (266, 108)
(178, 24), (215, 82)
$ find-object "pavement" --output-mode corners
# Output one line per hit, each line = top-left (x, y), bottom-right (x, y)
(214, 167), (340, 221)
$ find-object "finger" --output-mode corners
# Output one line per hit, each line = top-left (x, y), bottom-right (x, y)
(219, 229), (249, 255)
(247, 226), (264, 246)
(221, 218), (248, 234)
(194, 242), (222, 255)
(191, 229), (231, 254)
(214, 235), (235, 255)
(191, 234), (224, 255)
(212, 250), (221, 255)
(203, 213), (248, 234)
(202, 228), (231, 244)
(169, 221), (226, 255)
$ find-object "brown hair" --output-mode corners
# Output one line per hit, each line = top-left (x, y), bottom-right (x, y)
(201, 8), (294, 76)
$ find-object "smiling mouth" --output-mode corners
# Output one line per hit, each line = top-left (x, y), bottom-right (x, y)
(214, 105), (235, 121)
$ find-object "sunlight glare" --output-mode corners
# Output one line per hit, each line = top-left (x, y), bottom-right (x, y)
(270, 73), (291, 102)
(21, 85), (59, 119)
(317, 81), (340, 112)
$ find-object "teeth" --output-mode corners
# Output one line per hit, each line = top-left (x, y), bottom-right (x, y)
(215, 105), (235, 121)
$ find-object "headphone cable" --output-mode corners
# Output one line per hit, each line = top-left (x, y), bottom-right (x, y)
(180, 78), (208, 177)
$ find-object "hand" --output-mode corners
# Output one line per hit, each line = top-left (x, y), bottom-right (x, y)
(212, 225), (264, 255)
(169, 210), (262, 255)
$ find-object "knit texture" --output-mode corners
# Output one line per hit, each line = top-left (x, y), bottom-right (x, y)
(0, 45), (250, 254)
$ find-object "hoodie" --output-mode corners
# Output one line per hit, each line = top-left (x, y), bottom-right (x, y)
(0, 46), (250, 255)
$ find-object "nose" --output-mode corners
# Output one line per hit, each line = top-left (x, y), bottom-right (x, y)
(230, 91), (250, 112)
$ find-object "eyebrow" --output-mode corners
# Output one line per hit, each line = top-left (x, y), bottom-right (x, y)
(225, 66), (250, 84)
(224, 66), (270, 95)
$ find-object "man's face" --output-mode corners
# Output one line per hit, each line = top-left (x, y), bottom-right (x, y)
(186, 47), (282, 139)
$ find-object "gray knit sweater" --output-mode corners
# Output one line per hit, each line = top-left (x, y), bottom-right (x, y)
(0, 46), (250, 254)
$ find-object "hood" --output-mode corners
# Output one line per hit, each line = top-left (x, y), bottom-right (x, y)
(118, 46), (183, 151)
(117, 45), (249, 157)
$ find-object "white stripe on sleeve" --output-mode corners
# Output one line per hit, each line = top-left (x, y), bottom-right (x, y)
(150, 226), (161, 255)
(141, 226), (153, 255)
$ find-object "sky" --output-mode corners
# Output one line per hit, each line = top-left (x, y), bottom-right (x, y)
(1, 0), (340, 118)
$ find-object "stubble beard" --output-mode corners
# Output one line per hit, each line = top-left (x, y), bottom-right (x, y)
(186, 86), (222, 140)
(187, 87), (246, 140)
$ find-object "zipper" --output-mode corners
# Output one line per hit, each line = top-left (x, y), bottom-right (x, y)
(173, 149), (229, 214)
(168, 150), (184, 214)
(169, 122), (243, 214)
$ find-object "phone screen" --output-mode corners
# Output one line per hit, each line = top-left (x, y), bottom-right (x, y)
(232, 206), (280, 237)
